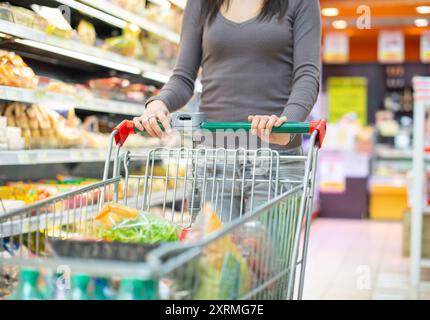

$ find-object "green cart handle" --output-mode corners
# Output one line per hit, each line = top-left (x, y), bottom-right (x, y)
(201, 121), (311, 134)
(114, 116), (326, 148)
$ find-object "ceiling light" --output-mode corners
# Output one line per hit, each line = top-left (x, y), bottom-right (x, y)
(415, 18), (429, 27)
(332, 20), (348, 30)
(322, 8), (339, 17)
(416, 6), (430, 14)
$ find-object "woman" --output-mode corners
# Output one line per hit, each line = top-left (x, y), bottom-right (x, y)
(135, 0), (321, 220)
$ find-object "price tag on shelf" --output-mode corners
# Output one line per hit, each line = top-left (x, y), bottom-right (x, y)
(70, 150), (82, 162)
(59, 94), (75, 107)
(15, 88), (25, 102)
(0, 86), (7, 98)
(87, 150), (103, 161)
(17, 152), (31, 164)
(37, 151), (49, 163)
(34, 88), (46, 101)
(75, 95), (85, 106)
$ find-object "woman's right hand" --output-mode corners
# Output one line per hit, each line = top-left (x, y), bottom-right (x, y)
(133, 100), (172, 138)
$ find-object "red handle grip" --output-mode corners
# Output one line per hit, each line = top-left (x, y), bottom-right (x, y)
(114, 120), (135, 146)
(309, 119), (327, 148)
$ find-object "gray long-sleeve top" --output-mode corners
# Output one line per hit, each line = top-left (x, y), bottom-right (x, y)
(146, 0), (321, 149)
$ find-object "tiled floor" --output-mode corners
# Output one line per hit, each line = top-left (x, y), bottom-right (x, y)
(301, 218), (430, 300)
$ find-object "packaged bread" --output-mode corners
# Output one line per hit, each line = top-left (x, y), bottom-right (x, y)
(0, 50), (37, 88)
(26, 104), (40, 129)
(30, 129), (41, 148)
(21, 128), (31, 148)
(77, 20), (97, 45)
(13, 103), (30, 129)
(3, 104), (16, 127)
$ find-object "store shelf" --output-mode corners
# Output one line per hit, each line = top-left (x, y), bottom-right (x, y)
(0, 188), (185, 234)
(0, 85), (143, 116)
(375, 147), (430, 163)
(0, 20), (171, 83)
(77, 0), (180, 44)
(53, 0), (127, 29)
(0, 148), (149, 165)
(375, 148), (412, 160)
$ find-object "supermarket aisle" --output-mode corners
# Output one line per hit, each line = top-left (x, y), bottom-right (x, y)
(302, 218), (430, 300)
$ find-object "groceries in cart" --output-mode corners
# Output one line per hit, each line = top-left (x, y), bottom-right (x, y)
(179, 204), (254, 300)
(0, 113), (326, 300)
(95, 203), (180, 244)
(6, 267), (159, 300)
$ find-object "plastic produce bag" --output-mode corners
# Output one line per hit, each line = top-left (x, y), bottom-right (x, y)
(185, 204), (254, 299)
(232, 220), (278, 282)
(96, 203), (180, 244)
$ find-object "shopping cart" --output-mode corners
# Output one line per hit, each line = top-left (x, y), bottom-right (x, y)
(0, 112), (326, 300)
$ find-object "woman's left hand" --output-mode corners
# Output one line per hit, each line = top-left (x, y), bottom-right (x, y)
(248, 115), (291, 146)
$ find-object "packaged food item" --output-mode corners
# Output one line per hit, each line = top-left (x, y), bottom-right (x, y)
(87, 77), (130, 91)
(103, 24), (141, 57)
(109, 0), (146, 15)
(46, 80), (76, 96)
(184, 204), (254, 299)
(0, 3), (13, 22)
(96, 204), (180, 244)
(93, 278), (116, 300)
(77, 20), (97, 45)
(31, 5), (72, 39)
(232, 220), (278, 282)
(0, 50), (37, 89)
(140, 35), (161, 65)
(95, 203), (140, 229)
(46, 108), (83, 148)
(117, 278), (159, 300)
(140, 32), (178, 69)
(68, 274), (92, 300)
(10, 268), (44, 300)
(0, 3), (48, 31)
(144, 4), (182, 33)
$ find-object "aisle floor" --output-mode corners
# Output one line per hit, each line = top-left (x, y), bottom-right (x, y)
(302, 218), (430, 300)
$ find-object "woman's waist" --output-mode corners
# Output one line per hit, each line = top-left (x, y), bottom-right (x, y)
(198, 101), (288, 122)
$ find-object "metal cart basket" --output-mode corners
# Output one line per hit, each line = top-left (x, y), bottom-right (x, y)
(0, 112), (326, 300)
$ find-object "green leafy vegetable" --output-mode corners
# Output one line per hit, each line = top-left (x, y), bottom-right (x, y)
(99, 214), (179, 244)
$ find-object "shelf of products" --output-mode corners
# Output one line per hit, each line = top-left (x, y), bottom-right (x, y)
(0, 85), (143, 116)
(374, 147), (413, 161)
(0, 175), (185, 217)
(0, 20), (171, 83)
(0, 148), (140, 165)
(374, 147), (430, 163)
(0, 100), (163, 152)
(76, 0), (181, 44)
(384, 65), (413, 113)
